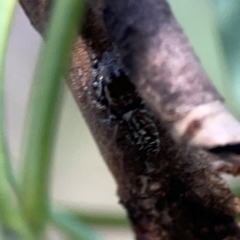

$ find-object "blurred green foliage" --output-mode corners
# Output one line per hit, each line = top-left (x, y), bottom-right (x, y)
(211, 0), (240, 118)
(0, 0), (104, 239)
(0, 1), (33, 239)
(20, 0), (85, 237)
(169, 0), (240, 119)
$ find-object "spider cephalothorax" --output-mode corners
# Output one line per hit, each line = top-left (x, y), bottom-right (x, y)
(89, 49), (160, 155)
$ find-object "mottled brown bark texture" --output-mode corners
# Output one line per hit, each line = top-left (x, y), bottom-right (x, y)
(19, 0), (240, 239)
(103, 0), (240, 158)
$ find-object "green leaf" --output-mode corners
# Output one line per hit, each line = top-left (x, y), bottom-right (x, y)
(50, 209), (105, 240)
(20, 0), (85, 236)
(0, 1), (33, 239)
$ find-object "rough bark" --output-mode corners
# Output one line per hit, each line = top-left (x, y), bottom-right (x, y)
(102, 0), (240, 155)
(19, 0), (240, 239)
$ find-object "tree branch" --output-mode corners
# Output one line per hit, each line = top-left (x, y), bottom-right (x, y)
(102, 0), (240, 156)
(19, 0), (240, 239)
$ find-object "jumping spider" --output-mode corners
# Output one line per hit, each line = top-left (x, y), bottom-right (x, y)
(89, 49), (160, 155)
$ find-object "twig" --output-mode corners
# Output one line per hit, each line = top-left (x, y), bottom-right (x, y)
(19, 0), (240, 239)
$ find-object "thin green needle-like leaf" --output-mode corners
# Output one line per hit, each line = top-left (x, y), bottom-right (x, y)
(0, 0), (19, 196)
(50, 209), (105, 240)
(20, 0), (85, 236)
(0, 1), (33, 239)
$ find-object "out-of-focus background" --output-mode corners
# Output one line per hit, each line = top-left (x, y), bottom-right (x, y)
(5, 1), (240, 239)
